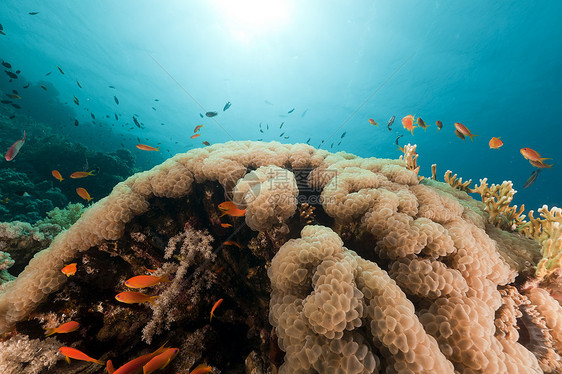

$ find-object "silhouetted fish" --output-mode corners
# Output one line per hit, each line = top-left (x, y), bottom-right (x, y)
(1, 61), (10, 69)
(341, 131), (346, 139)
(133, 116), (141, 128)
(9, 115), (15, 119)
(306, 137), (311, 144)
(108, 85), (115, 88)
(57, 65), (64, 74)
(301, 109), (308, 117)
(288, 108), (295, 113)
(223, 101), (231, 111)
(115, 113), (118, 120)
(524, 169), (540, 189)
(280, 122), (284, 129)
(28, 12), (39, 15)
(395, 134), (403, 146)
(45, 72), (51, 76)
(0, 100), (11, 104)
(75, 119), (79, 126)
(199, 113), (203, 118)
(387, 116), (395, 131)
(23, 84), (30, 89)
(205, 111), (218, 117)
(11, 103), (21, 109)
(5, 71), (17, 79)
(76, 80), (82, 88)
(91, 113), (95, 120)
(114, 96), (119, 104)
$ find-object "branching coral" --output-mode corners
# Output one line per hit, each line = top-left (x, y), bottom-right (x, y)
(399, 143), (422, 181)
(443, 170), (472, 192)
(471, 178), (526, 230)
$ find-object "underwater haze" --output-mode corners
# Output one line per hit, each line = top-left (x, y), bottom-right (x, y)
(1, 0), (561, 216)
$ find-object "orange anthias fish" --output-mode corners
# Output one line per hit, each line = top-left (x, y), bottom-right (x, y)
(59, 347), (104, 365)
(76, 187), (93, 202)
(210, 298), (223, 321)
(489, 137), (503, 149)
(106, 343), (168, 374)
(223, 241), (242, 248)
(136, 144), (160, 151)
(115, 291), (158, 305)
(218, 201), (246, 217)
(125, 274), (170, 288)
(191, 133), (201, 139)
(520, 147), (552, 163)
(454, 123), (478, 141)
(4, 130), (26, 161)
(368, 118), (377, 126)
(194, 125), (204, 132)
(416, 117), (429, 130)
(529, 159), (553, 169)
(52, 170), (64, 182)
(45, 321), (80, 336)
(61, 263), (77, 277)
(190, 363), (214, 374)
(70, 170), (96, 178)
(142, 348), (179, 374)
(220, 223), (232, 228)
(401, 115), (416, 135)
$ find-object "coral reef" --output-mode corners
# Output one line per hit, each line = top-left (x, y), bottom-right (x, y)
(0, 141), (559, 373)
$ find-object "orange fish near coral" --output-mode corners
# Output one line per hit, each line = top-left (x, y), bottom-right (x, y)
(401, 115), (416, 135)
(52, 170), (63, 182)
(142, 347), (179, 374)
(4, 130), (26, 161)
(191, 133), (201, 139)
(190, 364), (214, 374)
(210, 298), (223, 321)
(70, 170), (97, 178)
(202, 141), (210, 146)
(520, 148), (551, 163)
(45, 321), (80, 336)
(115, 291), (158, 305)
(61, 263), (77, 277)
(489, 137), (503, 149)
(368, 118), (377, 126)
(125, 274), (170, 288)
(194, 125), (204, 132)
(220, 223), (232, 228)
(76, 187), (93, 202)
(106, 342), (168, 374)
(454, 123), (478, 141)
(136, 144), (159, 151)
(59, 347), (104, 365)
(218, 201), (246, 217)
(416, 117), (429, 130)
(223, 241), (242, 248)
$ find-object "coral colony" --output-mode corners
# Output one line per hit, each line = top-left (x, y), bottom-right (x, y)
(1, 141), (561, 373)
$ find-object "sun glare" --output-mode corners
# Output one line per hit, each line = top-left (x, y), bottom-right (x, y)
(212, 0), (292, 41)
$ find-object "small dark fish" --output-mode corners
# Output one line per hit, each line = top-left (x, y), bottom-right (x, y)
(259, 129), (264, 133)
(105, 115), (109, 118)
(115, 113), (118, 120)
(524, 169), (541, 189)
(284, 136), (289, 139)
(257, 138), (263, 141)
(280, 122), (284, 129)
(279, 132), (285, 137)
(1, 61), (11, 69)
(266, 124), (269, 130)
(40, 85), (47, 90)
(337, 141), (341, 146)
(205, 111), (218, 117)
(454, 129), (465, 140)
(132, 116), (141, 128)
(73, 96), (79, 105)
(436, 120), (443, 131)
(223, 101), (231, 111)
(108, 85), (115, 88)
(154, 98), (159, 101)
(91, 113), (95, 120)
(56, 65), (64, 74)
(15, 70), (20, 74)
(0, 100), (11, 104)
(76, 80), (82, 88)
(301, 109), (308, 118)
(74, 119), (79, 126)
(11, 103), (21, 109)
(341, 131), (346, 139)
(12, 90), (18, 94)
(288, 108), (295, 114)
(0, 23), (3, 31)
(387, 116), (395, 131)
(264, 100), (273, 105)
(46, 72), (51, 76)
(6, 94), (20, 99)
(9, 115), (15, 119)
(199, 113), (203, 118)
(137, 136), (141, 143)
(202, 141), (210, 146)
(5, 71), (17, 79)
(23, 84), (30, 89)
(306, 137), (311, 144)
(28, 12), (39, 15)
(331, 143), (334, 148)
(152, 107), (156, 111)
(395, 134), (404, 146)
(114, 96), (119, 104)
(0, 31), (5, 36)
(161, 123), (165, 126)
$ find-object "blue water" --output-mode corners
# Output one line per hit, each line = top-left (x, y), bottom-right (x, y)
(1, 0), (561, 215)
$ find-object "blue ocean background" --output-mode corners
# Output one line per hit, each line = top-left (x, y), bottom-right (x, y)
(1, 0), (561, 219)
